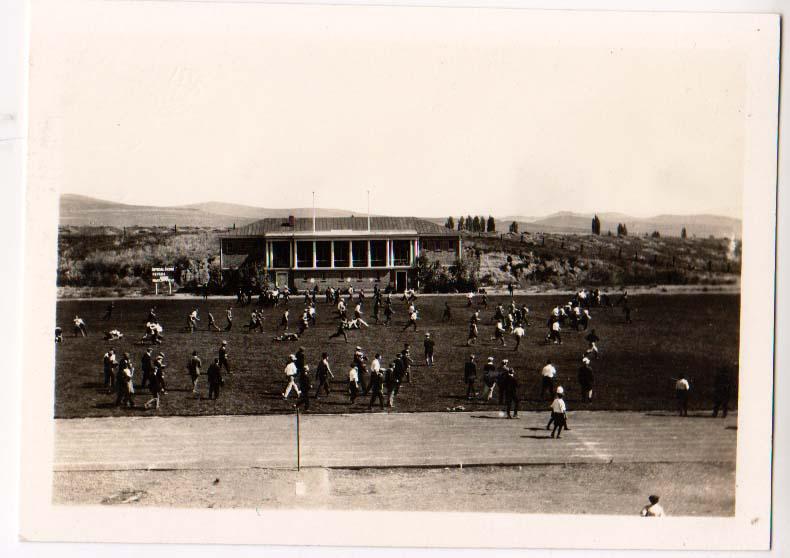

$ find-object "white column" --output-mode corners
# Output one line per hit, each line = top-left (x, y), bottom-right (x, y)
(349, 240), (354, 268)
(293, 240), (299, 269)
(312, 241), (317, 268)
(331, 241), (335, 268)
(385, 240), (391, 267)
(367, 240), (372, 267)
(410, 239), (415, 265)
(265, 242), (271, 268)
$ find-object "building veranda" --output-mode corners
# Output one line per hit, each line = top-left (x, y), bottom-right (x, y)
(220, 216), (462, 292)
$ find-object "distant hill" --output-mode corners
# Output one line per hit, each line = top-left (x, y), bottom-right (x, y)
(60, 195), (741, 237)
(59, 194), (358, 227)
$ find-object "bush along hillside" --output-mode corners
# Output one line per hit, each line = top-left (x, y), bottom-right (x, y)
(463, 230), (740, 288)
(56, 226), (741, 296)
(57, 226), (222, 295)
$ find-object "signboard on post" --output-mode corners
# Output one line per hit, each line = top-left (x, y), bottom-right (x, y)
(152, 266), (175, 295)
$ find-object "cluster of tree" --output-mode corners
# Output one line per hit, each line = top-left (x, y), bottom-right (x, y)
(445, 215), (496, 233)
(681, 226), (688, 239)
(509, 221), (519, 234)
(591, 214), (602, 235)
(616, 223), (629, 237)
(416, 253), (480, 293)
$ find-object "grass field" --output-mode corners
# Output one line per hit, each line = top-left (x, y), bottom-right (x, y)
(54, 293), (739, 418)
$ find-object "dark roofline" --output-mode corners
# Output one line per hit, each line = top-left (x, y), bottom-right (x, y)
(221, 216), (460, 238)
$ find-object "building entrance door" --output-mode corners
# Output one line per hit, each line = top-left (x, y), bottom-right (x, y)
(395, 271), (407, 293)
(275, 271), (290, 289)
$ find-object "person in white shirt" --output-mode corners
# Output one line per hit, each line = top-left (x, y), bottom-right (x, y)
(512, 325), (526, 350)
(402, 309), (418, 332)
(188, 309), (200, 333)
(675, 374), (690, 416)
(548, 320), (562, 345)
(73, 315), (87, 337)
(466, 291), (475, 307)
(550, 391), (568, 439)
(640, 495), (665, 517)
(348, 365), (360, 403)
(540, 359), (557, 400)
(282, 355), (301, 399)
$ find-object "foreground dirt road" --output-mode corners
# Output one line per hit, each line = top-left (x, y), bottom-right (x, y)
(55, 410), (737, 471)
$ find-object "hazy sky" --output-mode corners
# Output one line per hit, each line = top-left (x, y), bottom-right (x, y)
(30, 2), (767, 219)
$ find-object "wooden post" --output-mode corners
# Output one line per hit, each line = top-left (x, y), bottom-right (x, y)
(295, 406), (301, 471)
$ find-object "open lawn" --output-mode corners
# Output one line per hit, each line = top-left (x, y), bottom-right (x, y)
(54, 293), (739, 418)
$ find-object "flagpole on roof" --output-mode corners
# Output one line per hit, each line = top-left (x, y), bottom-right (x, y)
(312, 191), (316, 233)
(367, 189), (371, 232)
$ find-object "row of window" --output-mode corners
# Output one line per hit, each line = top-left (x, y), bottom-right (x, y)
(270, 240), (414, 268)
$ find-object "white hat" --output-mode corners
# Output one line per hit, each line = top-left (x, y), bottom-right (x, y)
(487, 356), (495, 362)
(289, 354), (296, 361)
(556, 386), (564, 394)
(582, 357), (591, 365)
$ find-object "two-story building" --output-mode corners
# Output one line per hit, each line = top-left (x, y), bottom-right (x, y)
(220, 216), (461, 292)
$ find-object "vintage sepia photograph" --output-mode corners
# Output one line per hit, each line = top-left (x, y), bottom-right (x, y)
(17, 0), (779, 551)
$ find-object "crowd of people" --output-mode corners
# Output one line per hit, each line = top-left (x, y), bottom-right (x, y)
(58, 284), (730, 425)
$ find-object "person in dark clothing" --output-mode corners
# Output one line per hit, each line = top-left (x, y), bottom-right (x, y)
(387, 354), (404, 407)
(140, 348), (153, 389)
(295, 347), (306, 373)
(368, 367), (385, 410)
(207, 357), (223, 400)
(102, 302), (114, 320)
(225, 307), (233, 331)
(507, 282), (514, 297)
(464, 355), (477, 400)
(442, 302), (452, 322)
(329, 319), (349, 342)
(401, 349), (413, 384)
(712, 366), (732, 418)
(623, 303), (632, 324)
(315, 353), (334, 398)
(496, 359), (511, 405)
(502, 368), (519, 418)
(354, 347), (369, 395)
(218, 341), (231, 374)
(424, 333), (435, 367)
(383, 302), (394, 326)
(297, 365), (312, 411)
(578, 358), (594, 402)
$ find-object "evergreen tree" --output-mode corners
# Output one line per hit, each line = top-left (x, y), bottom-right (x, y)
(681, 226), (688, 239)
(592, 214), (601, 235)
(445, 216), (455, 230)
(487, 216), (496, 233)
(457, 217), (464, 231)
(509, 221), (519, 234)
(467, 215), (474, 232)
(472, 216), (481, 232)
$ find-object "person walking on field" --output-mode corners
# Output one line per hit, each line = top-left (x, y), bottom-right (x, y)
(578, 357), (594, 403)
(207, 312), (221, 332)
(368, 365), (385, 410)
(424, 333), (435, 367)
(540, 359), (557, 400)
(497, 359), (512, 405)
(492, 321), (507, 347)
(464, 355), (477, 400)
(282, 355), (301, 400)
(502, 366), (520, 419)
(675, 374), (690, 416)
(348, 364), (360, 404)
(188, 309), (200, 333)
(315, 353), (334, 398)
(115, 361), (135, 408)
(73, 315), (88, 337)
(403, 307), (418, 332)
(144, 358), (165, 410)
(383, 301), (394, 326)
(140, 347), (153, 389)
(550, 391), (568, 438)
(225, 307), (233, 331)
(218, 341), (231, 374)
(585, 329), (600, 360)
(512, 324), (525, 351)
(206, 357), (223, 400)
(481, 357), (497, 401)
(467, 321), (479, 346)
(102, 302), (114, 321)
(329, 318), (349, 343)
(297, 365), (312, 411)
(187, 350), (202, 395)
(442, 301), (452, 322)
(103, 348), (117, 393)
(280, 309), (290, 331)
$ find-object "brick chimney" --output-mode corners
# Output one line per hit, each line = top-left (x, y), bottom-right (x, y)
(288, 215), (295, 227)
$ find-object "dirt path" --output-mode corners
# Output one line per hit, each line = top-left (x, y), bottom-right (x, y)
(55, 410), (737, 471)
